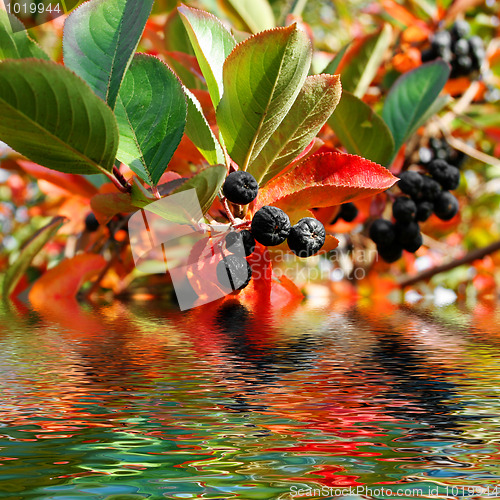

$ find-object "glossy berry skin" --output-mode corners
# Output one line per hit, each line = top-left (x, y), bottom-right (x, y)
(451, 20), (470, 40)
(223, 171), (259, 205)
(398, 171), (423, 199)
(377, 242), (403, 263)
(393, 196), (417, 223)
(427, 159), (460, 190)
(85, 212), (99, 232)
(369, 219), (396, 246)
(216, 255), (252, 291)
(225, 229), (256, 257)
(433, 191), (459, 220)
(251, 206), (291, 246)
(287, 217), (326, 258)
(416, 201), (434, 222)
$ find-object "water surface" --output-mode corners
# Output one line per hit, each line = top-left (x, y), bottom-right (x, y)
(1, 299), (500, 499)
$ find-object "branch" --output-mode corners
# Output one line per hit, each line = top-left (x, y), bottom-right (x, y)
(398, 239), (500, 288)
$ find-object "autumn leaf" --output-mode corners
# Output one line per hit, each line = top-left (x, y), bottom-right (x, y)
(253, 152), (398, 212)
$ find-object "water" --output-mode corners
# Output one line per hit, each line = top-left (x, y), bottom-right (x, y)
(1, 298), (500, 499)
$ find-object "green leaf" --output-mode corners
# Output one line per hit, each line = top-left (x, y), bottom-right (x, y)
(0, 59), (119, 175)
(164, 9), (200, 89)
(216, 24), (312, 171)
(178, 5), (236, 107)
(0, 10), (50, 61)
(341, 24), (392, 98)
(115, 54), (187, 186)
(321, 42), (350, 75)
(250, 74), (342, 185)
(222, 0), (275, 33)
(2, 216), (65, 299)
(173, 165), (227, 214)
(63, 0), (154, 109)
(184, 87), (225, 166)
(382, 60), (450, 157)
(328, 91), (395, 166)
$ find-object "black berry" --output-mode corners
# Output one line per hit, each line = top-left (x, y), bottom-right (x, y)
(427, 159), (460, 190)
(393, 196), (417, 223)
(433, 191), (459, 220)
(339, 203), (358, 222)
(216, 255), (252, 291)
(398, 171), (424, 199)
(403, 231), (423, 253)
(223, 171), (259, 205)
(419, 174), (442, 201)
(451, 20), (470, 40)
(377, 242), (403, 263)
(287, 217), (326, 258)
(225, 229), (256, 257)
(453, 38), (470, 56)
(369, 219), (396, 246)
(85, 212), (99, 232)
(416, 201), (434, 222)
(395, 221), (421, 247)
(251, 206), (291, 246)
(432, 31), (452, 52)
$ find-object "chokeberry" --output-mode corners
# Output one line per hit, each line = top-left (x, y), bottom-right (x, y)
(451, 20), (470, 40)
(223, 171), (259, 205)
(377, 242), (403, 263)
(393, 196), (417, 223)
(427, 159), (460, 190)
(251, 206), (291, 246)
(403, 231), (423, 253)
(395, 221), (421, 247)
(85, 212), (99, 232)
(419, 174), (442, 201)
(433, 191), (459, 220)
(225, 229), (256, 257)
(418, 147), (434, 165)
(398, 171), (424, 199)
(432, 31), (452, 52)
(369, 219), (396, 246)
(339, 203), (358, 222)
(453, 38), (470, 56)
(287, 217), (326, 258)
(216, 255), (252, 291)
(416, 201), (434, 222)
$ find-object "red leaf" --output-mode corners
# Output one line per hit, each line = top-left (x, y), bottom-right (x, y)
(18, 160), (98, 199)
(253, 152), (398, 213)
(29, 254), (106, 308)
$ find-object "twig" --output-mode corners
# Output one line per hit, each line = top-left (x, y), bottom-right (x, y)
(443, 133), (500, 167)
(221, 196), (237, 225)
(398, 239), (500, 288)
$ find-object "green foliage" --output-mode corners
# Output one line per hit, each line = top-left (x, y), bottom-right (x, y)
(115, 54), (187, 186)
(216, 24), (312, 172)
(184, 88), (225, 165)
(63, 0), (154, 109)
(382, 60), (450, 157)
(221, 0), (275, 33)
(0, 10), (49, 60)
(341, 24), (392, 98)
(252, 74), (342, 185)
(178, 5), (236, 107)
(2, 216), (65, 299)
(0, 60), (119, 175)
(328, 91), (394, 166)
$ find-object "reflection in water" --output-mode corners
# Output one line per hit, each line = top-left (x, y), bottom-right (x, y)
(1, 300), (500, 499)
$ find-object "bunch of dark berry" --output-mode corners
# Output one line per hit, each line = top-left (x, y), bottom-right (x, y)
(331, 202), (359, 224)
(216, 171), (326, 291)
(418, 137), (465, 169)
(421, 20), (485, 78)
(369, 158), (460, 263)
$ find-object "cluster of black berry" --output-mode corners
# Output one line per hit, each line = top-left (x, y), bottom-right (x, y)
(369, 158), (460, 263)
(216, 171), (326, 291)
(418, 137), (465, 169)
(421, 20), (485, 78)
